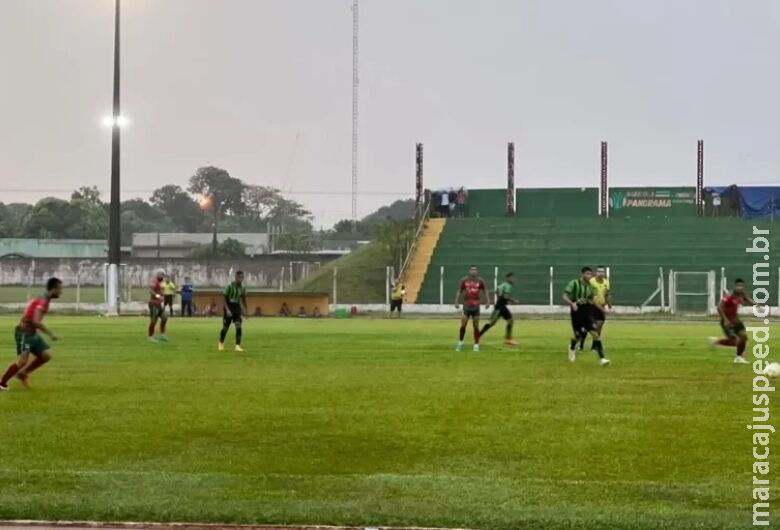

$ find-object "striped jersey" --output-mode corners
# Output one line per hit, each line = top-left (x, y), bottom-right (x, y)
(564, 278), (593, 305)
(224, 281), (247, 304)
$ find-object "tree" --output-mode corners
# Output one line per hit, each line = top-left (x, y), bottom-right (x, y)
(188, 166), (246, 219)
(0, 203), (32, 238)
(22, 197), (108, 239)
(150, 185), (206, 232)
(120, 199), (172, 245)
(189, 237), (247, 258)
(374, 218), (416, 270)
(71, 186), (102, 206)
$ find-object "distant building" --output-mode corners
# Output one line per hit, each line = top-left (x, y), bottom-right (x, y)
(131, 233), (270, 258)
(0, 239), (119, 259)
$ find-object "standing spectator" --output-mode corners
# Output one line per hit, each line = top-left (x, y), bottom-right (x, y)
(180, 276), (194, 317)
(440, 189), (450, 218)
(162, 275), (176, 317)
(448, 189), (457, 217)
(456, 187), (468, 217)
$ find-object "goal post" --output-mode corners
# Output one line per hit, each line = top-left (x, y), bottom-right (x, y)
(670, 271), (716, 315)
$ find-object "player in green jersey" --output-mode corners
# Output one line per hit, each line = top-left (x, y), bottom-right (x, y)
(563, 267), (609, 366)
(218, 270), (249, 352)
(479, 273), (519, 346)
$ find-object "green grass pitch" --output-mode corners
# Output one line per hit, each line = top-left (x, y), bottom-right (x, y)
(0, 315), (773, 529)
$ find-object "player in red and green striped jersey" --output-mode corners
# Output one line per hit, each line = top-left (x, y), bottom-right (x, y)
(709, 278), (755, 364)
(0, 277), (62, 391)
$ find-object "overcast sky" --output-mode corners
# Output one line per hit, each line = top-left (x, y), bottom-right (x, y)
(1, 0), (778, 226)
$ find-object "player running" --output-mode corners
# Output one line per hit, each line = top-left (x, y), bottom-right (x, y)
(709, 278), (754, 363)
(564, 267), (609, 366)
(580, 265), (611, 350)
(479, 272), (518, 346)
(219, 270), (249, 352)
(0, 277), (63, 391)
(455, 265), (490, 352)
(148, 270), (169, 342)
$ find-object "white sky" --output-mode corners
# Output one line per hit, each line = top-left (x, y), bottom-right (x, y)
(1, 0), (778, 227)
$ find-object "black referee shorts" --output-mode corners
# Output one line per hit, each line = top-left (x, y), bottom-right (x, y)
(570, 305), (594, 334)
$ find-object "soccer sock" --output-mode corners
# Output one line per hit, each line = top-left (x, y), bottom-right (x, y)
(1, 363), (20, 385)
(570, 337), (578, 350)
(219, 326), (229, 343)
(718, 338), (737, 347)
(592, 339), (605, 359)
(24, 356), (48, 375)
(160, 319), (167, 334)
(459, 326), (466, 342)
(480, 323), (492, 336)
(737, 339), (747, 357)
(579, 334), (586, 349)
(236, 327), (243, 346)
(505, 322), (513, 340)
(148, 321), (156, 337)
(474, 328), (480, 345)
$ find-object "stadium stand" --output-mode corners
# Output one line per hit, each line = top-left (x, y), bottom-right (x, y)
(414, 217), (780, 306)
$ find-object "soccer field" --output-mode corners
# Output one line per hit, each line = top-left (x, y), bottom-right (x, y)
(0, 316), (771, 530)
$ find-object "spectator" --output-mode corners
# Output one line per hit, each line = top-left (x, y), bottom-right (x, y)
(162, 275), (176, 317)
(253, 306), (264, 317)
(205, 299), (218, 316)
(278, 302), (291, 317)
(297, 306), (308, 318)
(448, 189), (457, 217)
(312, 306), (322, 318)
(439, 189), (450, 218)
(180, 276), (194, 317)
(456, 187), (468, 217)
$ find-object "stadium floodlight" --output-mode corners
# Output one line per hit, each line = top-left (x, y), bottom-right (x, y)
(106, 0), (122, 317)
(102, 115), (130, 128)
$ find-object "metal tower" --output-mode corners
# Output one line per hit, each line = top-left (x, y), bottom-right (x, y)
(351, 0), (359, 231)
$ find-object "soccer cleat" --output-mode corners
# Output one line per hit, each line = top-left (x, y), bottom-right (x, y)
(600, 358), (611, 367)
(455, 342), (464, 352)
(504, 339), (518, 346)
(568, 347), (576, 362)
(473, 344), (480, 353)
(235, 345), (244, 352)
(218, 342), (225, 352)
(148, 336), (159, 343)
(708, 337), (719, 348)
(734, 356), (748, 364)
(0, 382), (8, 391)
(157, 335), (169, 342)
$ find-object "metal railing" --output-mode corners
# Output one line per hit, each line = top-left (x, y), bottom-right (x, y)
(398, 200), (431, 282)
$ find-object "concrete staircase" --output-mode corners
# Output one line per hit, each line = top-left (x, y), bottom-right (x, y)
(402, 218), (446, 303)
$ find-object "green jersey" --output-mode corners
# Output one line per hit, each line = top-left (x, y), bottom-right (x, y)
(224, 281), (247, 305)
(495, 282), (513, 307)
(564, 278), (593, 305)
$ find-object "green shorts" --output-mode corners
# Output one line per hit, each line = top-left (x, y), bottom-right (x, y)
(14, 327), (49, 356)
(721, 319), (746, 339)
(463, 306), (481, 319)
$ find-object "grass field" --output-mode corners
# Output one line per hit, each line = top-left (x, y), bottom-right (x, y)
(0, 315), (774, 529)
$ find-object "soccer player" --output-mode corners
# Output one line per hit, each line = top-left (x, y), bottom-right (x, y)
(148, 270), (169, 342)
(162, 274), (176, 317)
(389, 278), (406, 318)
(479, 272), (519, 346)
(219, 270), (249, 352)
(563, 267), (609, 366)
(0, 277), (62, 391)
(455, 265), (490, 352)
(580, 265), (611, 350)
(709, 278), (754, 363)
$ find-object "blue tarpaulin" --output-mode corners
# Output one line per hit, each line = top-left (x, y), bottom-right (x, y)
(705, 186), (780, 219)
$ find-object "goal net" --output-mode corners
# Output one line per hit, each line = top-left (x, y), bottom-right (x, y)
(670, 271), (716, 315)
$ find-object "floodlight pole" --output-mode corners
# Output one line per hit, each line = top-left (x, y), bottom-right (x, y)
(106, 0), (122, 316)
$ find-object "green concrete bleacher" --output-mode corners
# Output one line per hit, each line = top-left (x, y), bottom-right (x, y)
(417, 217), (780, 306)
